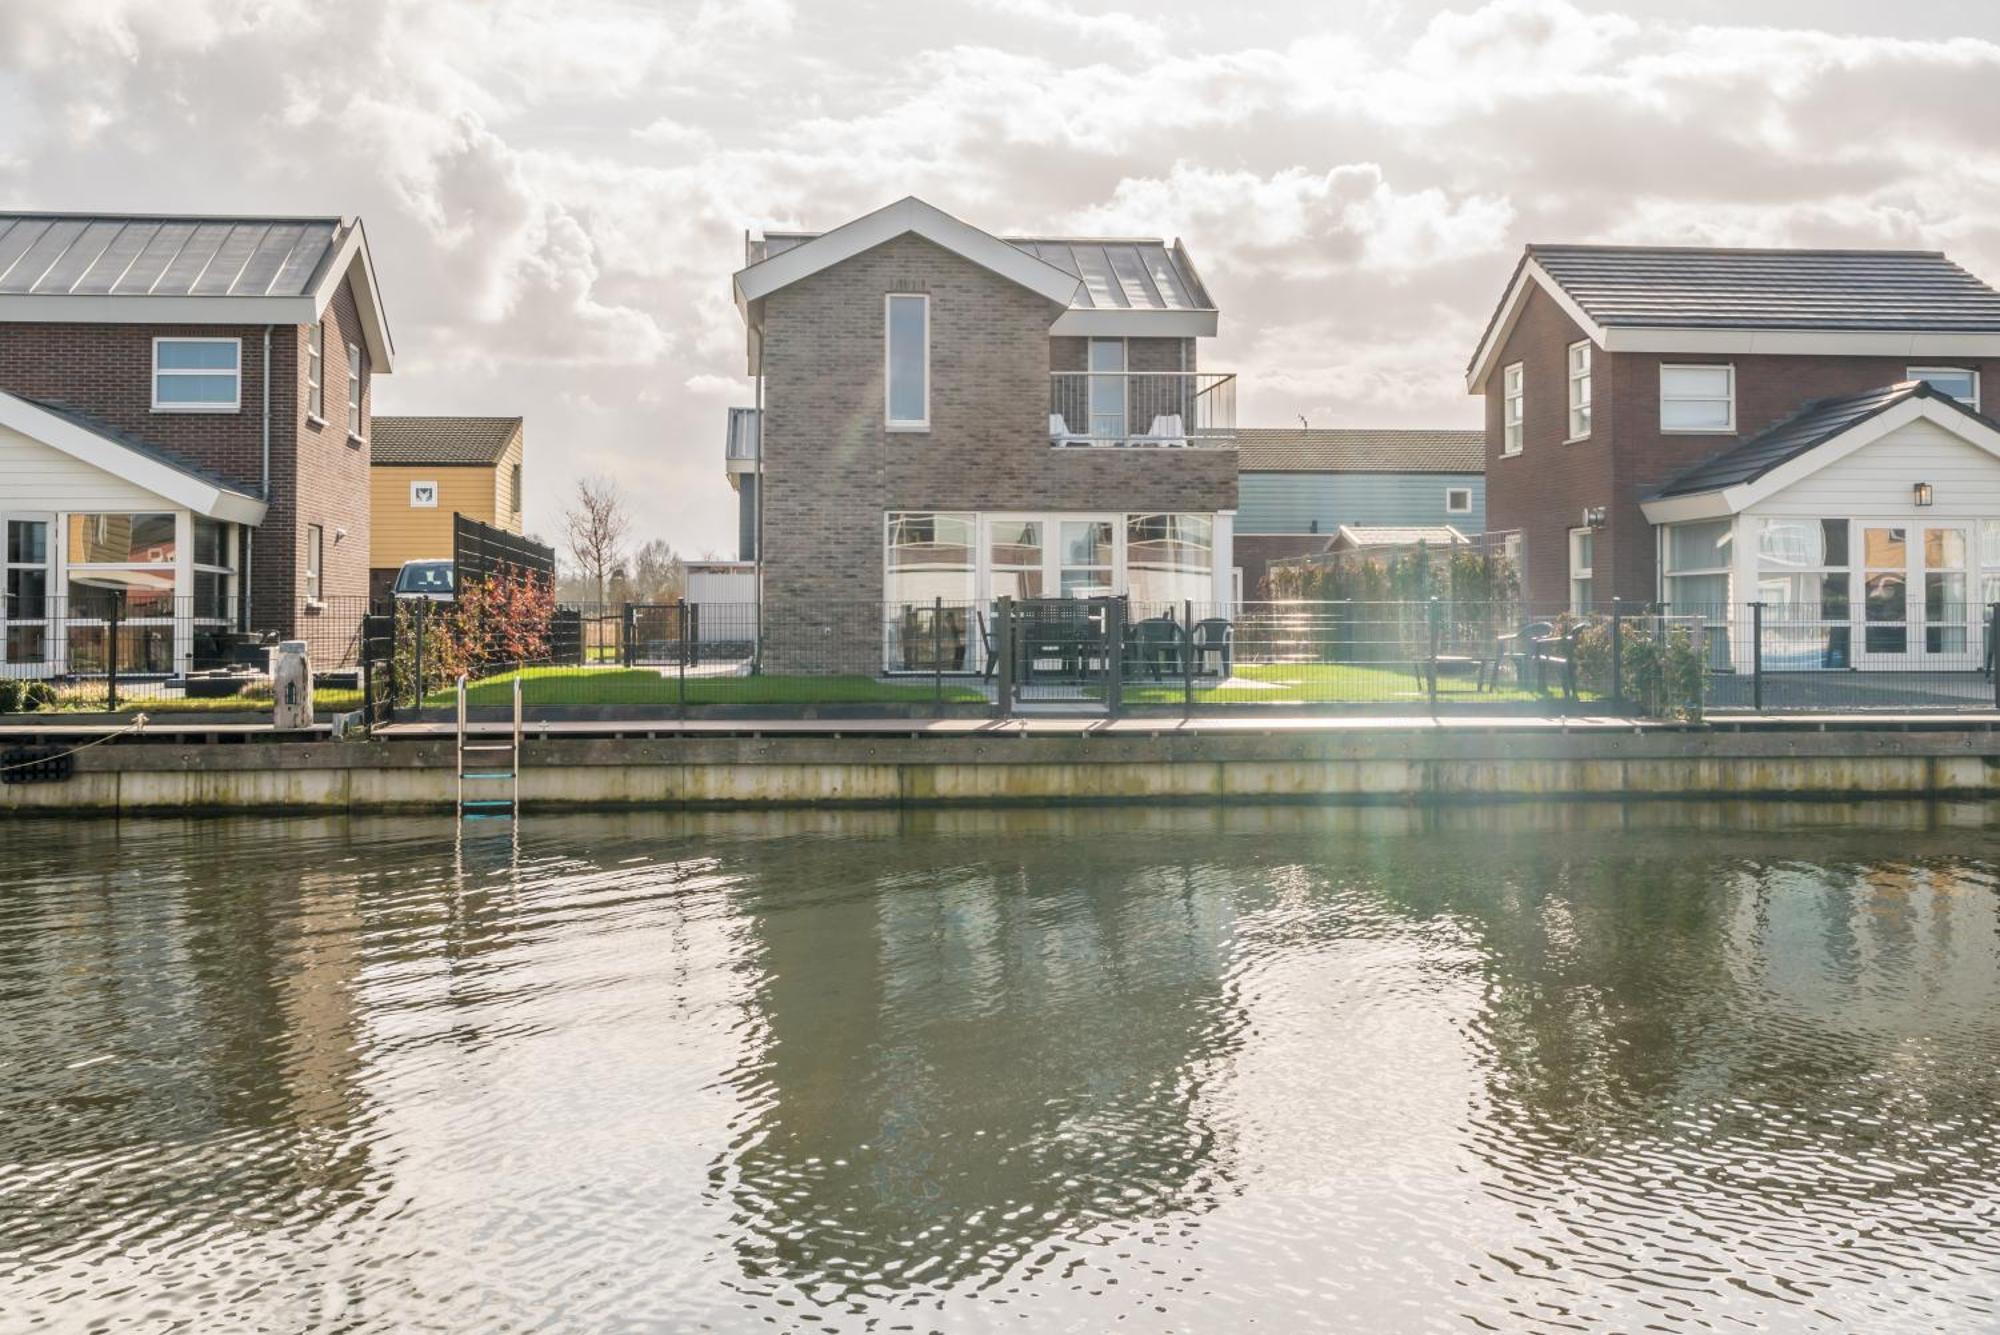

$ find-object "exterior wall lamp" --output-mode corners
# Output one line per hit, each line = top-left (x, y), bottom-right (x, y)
(1914, 482), (1934, 507)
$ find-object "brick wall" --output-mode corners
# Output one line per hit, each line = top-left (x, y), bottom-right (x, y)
(1480, 283), (1612, 607)
(0, 276), (374, 637)
(759, 233), (1235, 668)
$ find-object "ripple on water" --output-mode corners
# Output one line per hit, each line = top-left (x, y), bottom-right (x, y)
(0, 808), (1998, 1331)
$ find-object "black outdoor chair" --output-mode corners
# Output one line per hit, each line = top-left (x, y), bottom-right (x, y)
(1484, 620), (1554, 692)
(1126, 614), (1184, 680)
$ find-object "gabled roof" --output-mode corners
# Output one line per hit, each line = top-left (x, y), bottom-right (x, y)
(734, 197), (1218, 358)
(1466, 244), (2000, 392)
(1641, 380), (2000, 522)
(371, 415), (522, 466)
(1235, 427), (1483, 474)
(0, 212), (395, 371)
(0, 389), (267, 523)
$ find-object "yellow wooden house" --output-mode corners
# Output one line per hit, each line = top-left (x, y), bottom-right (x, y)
(368, 416), (525, 600)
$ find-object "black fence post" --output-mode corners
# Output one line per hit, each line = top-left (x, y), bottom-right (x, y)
(994, 595), (1014, 719)
(1183, 598), (1195, 716)
(1609, 597), (1625, 711)
(413, 598), (427, 709)
(622, 604), (636, 669)
(1991, 602), (2000, 709)
(1426, 596), (1441, 710)
(106, 604), (120, 712)
(677, 600), (689, 720)
(1105, 597), (1124, 717)
(933, 595), (944, 711)
(1750, 601), (1765, 712)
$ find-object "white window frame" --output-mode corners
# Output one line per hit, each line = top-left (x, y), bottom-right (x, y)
(884, 293), (930, 432)
(305, 523), (324, 605)
(346, 341), (364, 440)
(1659, 363), (1736, 434)
(1501, 362), (1523, 457)
(1566, 340), (1591, 441)
(305, 320), (325, 422)
(1908, 366), (1979, 410)
(151, 336), (241, 413)
(2, 511), (57, 674)
(1445, 487), (1473, 516)
(1568, 526), (1595, 614)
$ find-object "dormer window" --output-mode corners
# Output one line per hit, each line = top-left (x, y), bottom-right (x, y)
(885, 294), (929, 431)
(1909, 366), (1978, 409)
(152, 337), (240, 412)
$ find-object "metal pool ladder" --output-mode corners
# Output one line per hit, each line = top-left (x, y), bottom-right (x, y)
(456, 672), (523, 819)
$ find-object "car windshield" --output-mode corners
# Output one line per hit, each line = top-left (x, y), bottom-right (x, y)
(397, 563), (454, 593)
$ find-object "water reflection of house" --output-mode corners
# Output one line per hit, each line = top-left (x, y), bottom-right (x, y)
(712, 830), (1241, 1297)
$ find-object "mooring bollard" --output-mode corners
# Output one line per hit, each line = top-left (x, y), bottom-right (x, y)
(273, 640), (313, 730)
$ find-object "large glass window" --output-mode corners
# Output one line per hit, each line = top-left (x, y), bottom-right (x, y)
(885, 294), (929, 429)
(1059, 520), (1115, 597)
(1862, 526), (1908, 655)
(66, 514), (176, 618)
(1125, 514), (1212, 610)
(1756, 518), (1849, 668)
(1566, 341), (1591, 439)
(4, 518), (50, 667)
(988, 520), (1044, 599)
(153, 338), (240, 411)
(1660, 365), (1734, 432)
(1088, 339), (1126, 441)
(885, 511), (972, 671)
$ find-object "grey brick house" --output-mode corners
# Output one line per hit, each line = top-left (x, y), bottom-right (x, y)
(729, 197), (1237, 672)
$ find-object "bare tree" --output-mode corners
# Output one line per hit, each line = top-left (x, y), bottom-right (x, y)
(562, 476), (631, 605)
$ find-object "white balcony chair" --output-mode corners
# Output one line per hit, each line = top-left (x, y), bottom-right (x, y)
(1130, 414), (1187, 448)
(1049, 412), (1093, 448)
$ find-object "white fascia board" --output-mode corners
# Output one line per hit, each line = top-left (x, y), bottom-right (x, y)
(310, 219), (396, 373)
(1640, 491), (1738, 523)
(0, 389), (268, 523)
(1599, 327), (2000, 358)
(1049, 308), (1219, 337)
(733, 197), (1082, 310)
(0, 294), (317, 325)
(1464, 259), (1608, 395)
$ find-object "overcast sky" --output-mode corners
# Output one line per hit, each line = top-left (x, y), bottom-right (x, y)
(6, 0), (2000, 558)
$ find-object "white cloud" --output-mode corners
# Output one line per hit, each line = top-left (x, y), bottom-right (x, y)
(3, 0), (2000, 557)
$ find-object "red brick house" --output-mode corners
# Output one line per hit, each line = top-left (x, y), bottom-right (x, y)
(1466, 245), (2000, 656)
(0, 214), (393, 679)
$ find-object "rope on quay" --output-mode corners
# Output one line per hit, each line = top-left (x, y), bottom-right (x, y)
(0, 713), (150, 772)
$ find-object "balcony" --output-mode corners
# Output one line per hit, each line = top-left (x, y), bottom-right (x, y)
(1049, 371), (1236, 449)
(724, 405), (760, 475)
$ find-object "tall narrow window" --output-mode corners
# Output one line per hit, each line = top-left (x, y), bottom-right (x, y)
(346, 342), (364, 437)
(306, 320), (325, 420)
(885, 294), (929, 430)
(1660, 364), (1735, 432)
(1502, 362), (1524, 456)
(1088, 338), (1127, 441)
(510, 463), (523, 517)
(1568, 527), (1594, 613)
(305, 524), (324, 602)
(1567, 340), (1591, 439)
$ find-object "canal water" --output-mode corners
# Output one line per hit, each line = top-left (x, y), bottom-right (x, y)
(4, 803), (2000, 1332)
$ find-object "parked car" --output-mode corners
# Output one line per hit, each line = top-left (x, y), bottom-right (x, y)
(393, 559), (456, 601)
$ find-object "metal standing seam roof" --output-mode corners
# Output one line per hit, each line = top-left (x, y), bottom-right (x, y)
(750, 230), (1213, 312)
(1649, 380), (1991, 498)
(1234, 428), (1485, 473)
(0, 215), (345, 298)
(370, 416), (523, 467)
(1529, 244), (2000, 332)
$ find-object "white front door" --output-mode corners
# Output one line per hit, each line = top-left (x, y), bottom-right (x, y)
(1855, 521), (1978, 669)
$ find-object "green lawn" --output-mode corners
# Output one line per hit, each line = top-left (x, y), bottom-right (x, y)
(1120, 661), (1568, 706)
(434, 666), (988, 708)
(26, 685), (364, 715)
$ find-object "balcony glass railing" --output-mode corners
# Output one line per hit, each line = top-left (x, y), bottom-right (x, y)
(1049, 372), (1236, 448)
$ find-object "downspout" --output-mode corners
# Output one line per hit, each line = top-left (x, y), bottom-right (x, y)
(245, 324), (273, 631)
(754, 361), (764, 673)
